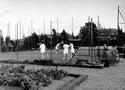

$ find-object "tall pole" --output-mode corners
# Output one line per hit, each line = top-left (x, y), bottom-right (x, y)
(117, 5), (119, 46)
(16, 22), (19, 62)
(31, 20), (33, 34)
(7, 22), (10, 50)
(72, 17), (74, 36)
(19, 20), (21, 51)
(7, 22), (10, 38)
(88, 16), (90, 55)
(57, 18), (58, 43)
(97, 16), (100, 60)
(31, 20), (33, 49)
(19, 20), (21, 39)
(15, 24), (16, 40)
(22, 25), (24, 38)
(117, 5), (125, 46)
(44, 19), (45, 43)
(28, 27), (30, 49)
(57, 18), (58, 33)
(90, 18), (93, 63)
(50, 20), (52, 60)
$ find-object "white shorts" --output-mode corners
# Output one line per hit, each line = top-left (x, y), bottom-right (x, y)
(63, 49), (69, 54)
(55, 47), (58, 50)
(40, 50), (45, 53)
(71, 49), (75, 53)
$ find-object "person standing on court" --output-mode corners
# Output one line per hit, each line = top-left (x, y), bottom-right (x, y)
(104, 44), (108, 52)
(63, 42), (70, 60)
(55, 43), (60, 53)
(39, 41), (46, 59)
(69, 43), (76, 58)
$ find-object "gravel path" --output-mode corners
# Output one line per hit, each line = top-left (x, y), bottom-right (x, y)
(58, 58), (125, 90)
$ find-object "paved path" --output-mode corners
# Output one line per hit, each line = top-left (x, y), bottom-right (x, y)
(58, 58), (125, 90)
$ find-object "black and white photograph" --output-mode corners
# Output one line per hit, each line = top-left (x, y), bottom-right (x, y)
(0, 0), (125, 90)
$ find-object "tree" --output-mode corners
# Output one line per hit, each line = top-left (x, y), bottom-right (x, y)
(31, 32), (39, 49)
(5, 36), (10, 45)
(1, 36), (4, 46)
(78, 22), (98, 46)
(52, 28), (57, 36)
(117, 27), (124, 46)
(39, 33), (44, 42)
(10, 39), (16, 50)
(51, 28), (60, 47)
(60, 29), (69, 43)
(24, 37), (30, 50)
(44, 34), (50, 48)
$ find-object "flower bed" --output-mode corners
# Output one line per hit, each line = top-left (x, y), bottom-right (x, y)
(0, 64), (68, 90)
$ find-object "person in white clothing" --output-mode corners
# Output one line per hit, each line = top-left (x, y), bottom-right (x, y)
(63, 43), (70, 60)
(39, 42), (46, 59)
(55, 43), (60, 53)
(69, 43), (76, 58)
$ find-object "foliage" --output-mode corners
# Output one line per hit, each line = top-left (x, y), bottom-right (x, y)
(5, 36), (10, 45)
(60, 29), (69, 43)
(52, 28), (57, 36)
(3, 28), (71, 50)
(1, 36), (4, 45)
(24, 36), (31, 50)
(117, 27), (125, 46)
(78, 22), (98, 46)
(0, 64), (68, 90)
(38, 68), (68, 80)
(31, 32), (39, 49)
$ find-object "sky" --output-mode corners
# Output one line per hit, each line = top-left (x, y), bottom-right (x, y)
(0, 0), (125, 40)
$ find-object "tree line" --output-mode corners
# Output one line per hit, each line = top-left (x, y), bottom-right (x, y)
(2, 21), (125, 51)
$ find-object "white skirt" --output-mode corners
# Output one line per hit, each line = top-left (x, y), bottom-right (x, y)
(40, 50), (45, 53)
(63, 49), (69, 54)
(71, 48), (75, 53)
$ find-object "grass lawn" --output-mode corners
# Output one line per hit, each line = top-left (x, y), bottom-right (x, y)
(0, 47), (103, 64)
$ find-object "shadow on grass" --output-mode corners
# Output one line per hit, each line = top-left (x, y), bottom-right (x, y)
(0, 59), (104, 69)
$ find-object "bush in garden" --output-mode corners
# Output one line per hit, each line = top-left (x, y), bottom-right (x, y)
(0, 64), (68, 90)
(25, 69), (52, 87)
(9, 65), (25, 73)
(38, 68), (68, 80)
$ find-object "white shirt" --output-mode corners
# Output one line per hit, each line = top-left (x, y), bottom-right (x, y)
(55, 43), (60, 49)
(63, 44), (69, 54)
(70, 43), (75, 53)
(40, 43), (46, 53)
(70, 43), (74, 47)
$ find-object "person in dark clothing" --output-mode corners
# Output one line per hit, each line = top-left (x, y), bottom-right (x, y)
(104, 44), (108, 52)
(103, 44), (110, 67)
